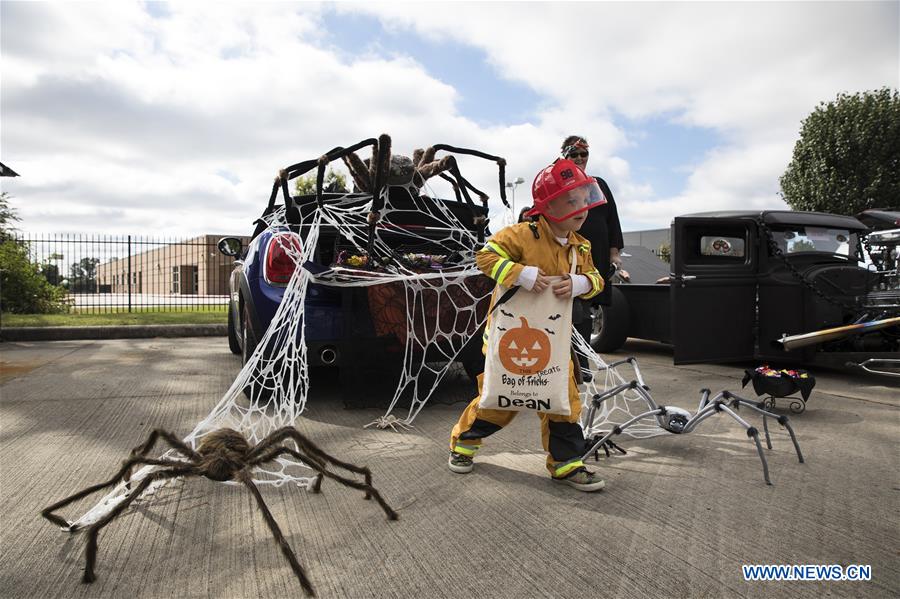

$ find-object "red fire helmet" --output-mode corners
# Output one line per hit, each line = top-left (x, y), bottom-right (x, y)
(526, 159), (606, 222)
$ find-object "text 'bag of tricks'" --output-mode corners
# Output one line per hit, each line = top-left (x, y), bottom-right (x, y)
(478, 249), (576, 416)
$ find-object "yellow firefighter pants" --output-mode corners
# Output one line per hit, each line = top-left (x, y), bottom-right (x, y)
(449, 359), (587, 478)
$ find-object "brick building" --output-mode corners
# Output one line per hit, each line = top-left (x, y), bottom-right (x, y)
(96, 234), (250, 296)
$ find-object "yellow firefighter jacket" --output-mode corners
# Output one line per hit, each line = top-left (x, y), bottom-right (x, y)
(476, 217), (604, 341)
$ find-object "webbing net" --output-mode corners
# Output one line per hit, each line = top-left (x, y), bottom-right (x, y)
(71, 150), (661, 528)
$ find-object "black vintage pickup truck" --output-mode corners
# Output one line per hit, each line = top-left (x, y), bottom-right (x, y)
(592, 210), (899, 372)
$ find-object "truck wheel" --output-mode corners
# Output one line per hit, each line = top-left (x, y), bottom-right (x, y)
(591, 286), (630, 353)
(227, 302), (241, 355)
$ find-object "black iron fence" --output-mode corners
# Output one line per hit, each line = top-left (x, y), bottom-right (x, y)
(8, 232), (249, 313)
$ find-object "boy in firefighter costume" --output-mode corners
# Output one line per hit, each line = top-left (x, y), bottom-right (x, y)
(448, 159), (608, 492)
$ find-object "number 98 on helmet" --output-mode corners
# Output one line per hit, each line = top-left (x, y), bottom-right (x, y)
(526, 159), (607, 222)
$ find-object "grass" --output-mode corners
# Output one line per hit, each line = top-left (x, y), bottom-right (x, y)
(2, 306), (227, 327)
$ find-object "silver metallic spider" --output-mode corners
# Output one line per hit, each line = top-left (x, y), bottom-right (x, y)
(582, 358), (805, 485)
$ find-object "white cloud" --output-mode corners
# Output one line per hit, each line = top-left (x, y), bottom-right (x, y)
(625, 140), (795, 228)
(349, 1), (899, 224)
(1, 1), (896, 238)
(1, 3), (485, 234)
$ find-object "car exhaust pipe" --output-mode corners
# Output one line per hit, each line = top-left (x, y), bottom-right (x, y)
(319, 346), (338, 365)
(777, 316), (900, 351)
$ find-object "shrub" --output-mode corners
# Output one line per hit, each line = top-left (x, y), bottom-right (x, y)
(0, 238), (70, 313)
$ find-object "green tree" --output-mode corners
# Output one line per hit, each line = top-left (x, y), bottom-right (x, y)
(780, 88), (900, 216)
(294, 169), (348, 195)
(657, 242), (671, 264)
(0, 195), (68, 313)
(68, 257), (101, 293)
(41, 252), (64, 286)
(0, 191), (19, 240)
(0, 240), (69, 313)
(789, 239), (816, 253)
(40, 263), (61, 286)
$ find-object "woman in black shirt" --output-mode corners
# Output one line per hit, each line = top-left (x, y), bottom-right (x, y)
(560, 135), (628, 369)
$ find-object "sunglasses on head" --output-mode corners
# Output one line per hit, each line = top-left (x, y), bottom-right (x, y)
(567, 151), (589, 159)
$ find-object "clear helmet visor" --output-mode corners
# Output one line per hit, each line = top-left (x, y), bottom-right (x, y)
(543, 180), (607, 222)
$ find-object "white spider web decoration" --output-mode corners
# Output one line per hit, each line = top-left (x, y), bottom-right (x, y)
(70, 177), (663, 528)
(573, 332), (666, 440)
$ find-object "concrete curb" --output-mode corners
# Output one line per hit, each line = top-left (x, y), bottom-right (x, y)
(0, 324), (227, 342)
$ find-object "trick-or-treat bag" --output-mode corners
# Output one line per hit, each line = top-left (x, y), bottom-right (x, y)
(478, 249), (576, 416)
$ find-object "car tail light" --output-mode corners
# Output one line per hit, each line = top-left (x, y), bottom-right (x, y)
(265, 233), (302, 285)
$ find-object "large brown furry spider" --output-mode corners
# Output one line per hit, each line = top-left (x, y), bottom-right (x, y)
(334, 134), (503, 210)
(41, 426), (398, 596)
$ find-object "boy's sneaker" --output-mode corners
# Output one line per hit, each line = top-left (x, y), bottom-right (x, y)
(448, 451), (474, 474)
(553, 467), (605, 492)
(581, 369), (594, 383)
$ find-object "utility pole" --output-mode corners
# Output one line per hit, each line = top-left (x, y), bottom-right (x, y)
(505, 177), (525, 215)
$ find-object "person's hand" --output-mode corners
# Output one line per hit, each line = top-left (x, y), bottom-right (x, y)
(552, 275), (573, 298)
(612, 258), (630, 282)
(532, 269), (551, 293)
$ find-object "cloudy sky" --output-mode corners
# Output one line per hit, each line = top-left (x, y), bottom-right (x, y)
(2, 1), (897, 236)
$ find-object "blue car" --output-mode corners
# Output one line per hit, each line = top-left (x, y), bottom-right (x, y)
(218, 138), (514, 396)
(219, 225), (341, 364)
(218, 190), (492, 396)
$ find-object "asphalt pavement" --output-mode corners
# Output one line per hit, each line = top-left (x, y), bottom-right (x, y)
(0, 337), (897, 598)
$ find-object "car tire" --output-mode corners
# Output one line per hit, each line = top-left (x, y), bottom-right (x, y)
(241, 302), (259, 365)
(240, 302), (270, 402)
(240, 301), (300, 404)
(591, 286), (630, 353)
(227, 302), (241, 355)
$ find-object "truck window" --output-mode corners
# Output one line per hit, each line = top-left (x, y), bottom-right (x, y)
(771, 226), (858, 258)
(700, 236), (745, 258)
(683, 224), (751, 265)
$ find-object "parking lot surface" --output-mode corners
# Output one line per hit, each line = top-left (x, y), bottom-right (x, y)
(1, 337), (898, 598)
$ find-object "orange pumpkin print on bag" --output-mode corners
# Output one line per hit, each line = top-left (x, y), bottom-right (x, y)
(498, 317), (551, 375)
